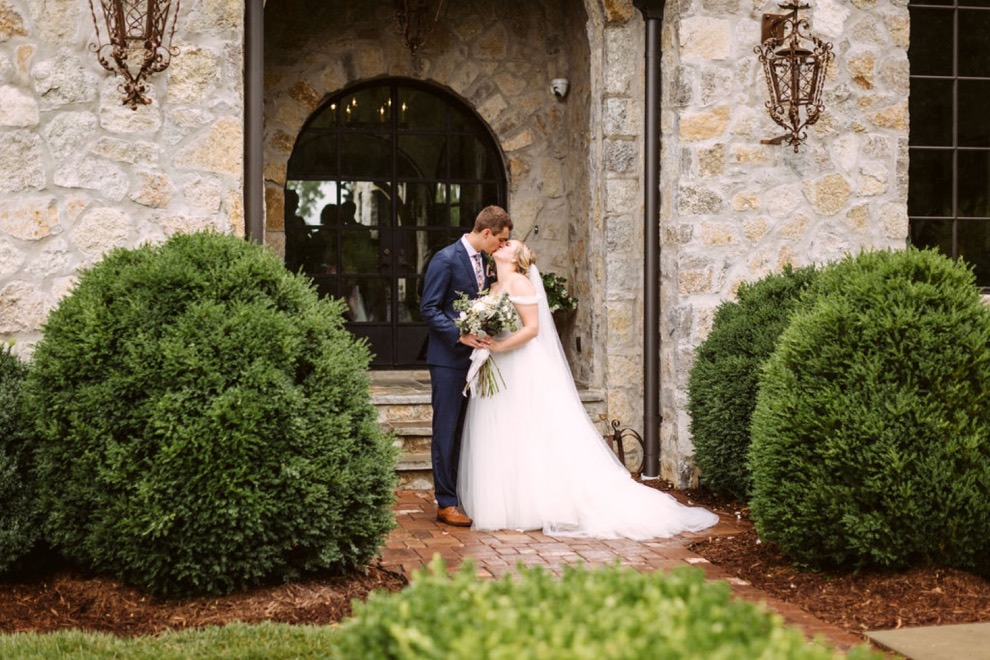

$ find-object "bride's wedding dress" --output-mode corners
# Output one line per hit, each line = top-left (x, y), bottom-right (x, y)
(458, 266), (719, 539)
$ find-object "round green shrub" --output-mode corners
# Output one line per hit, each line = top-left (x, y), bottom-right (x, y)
(0, 343), (42, 574)
(25, 231), (398, 597)
(688, 265), (818, 501)
(749, 247), (990, 574)
(332, 557), (880, 659)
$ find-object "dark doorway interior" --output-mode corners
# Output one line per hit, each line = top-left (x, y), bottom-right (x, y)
(285, 79), (507, 367)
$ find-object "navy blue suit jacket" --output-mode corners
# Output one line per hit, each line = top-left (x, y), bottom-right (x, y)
(420, 239), (491, 369)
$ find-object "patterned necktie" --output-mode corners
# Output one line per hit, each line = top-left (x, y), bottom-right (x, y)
(472, 253), (485, 291)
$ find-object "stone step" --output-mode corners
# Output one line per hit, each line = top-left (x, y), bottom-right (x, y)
(371, 369), (610, 490)
(396, 451), (434, 491)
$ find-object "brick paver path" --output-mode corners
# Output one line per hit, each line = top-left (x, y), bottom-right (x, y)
(381, 489), (872, 653)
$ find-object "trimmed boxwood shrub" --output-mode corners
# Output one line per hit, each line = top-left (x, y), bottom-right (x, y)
(749, 248), (990, 574)
(332, 557), (881, 659)
(0, 344), (42, 574)
(688, 265), (818, 501)
(24, 231), (398, 597)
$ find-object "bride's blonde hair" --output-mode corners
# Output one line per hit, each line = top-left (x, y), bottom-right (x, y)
(513, 241), (536, 274)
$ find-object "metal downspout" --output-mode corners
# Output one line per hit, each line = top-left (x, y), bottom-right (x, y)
(244, 0), (264, 244)
(633, 0), (666, 479)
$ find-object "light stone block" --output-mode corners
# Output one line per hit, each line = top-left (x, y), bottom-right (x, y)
(91, 137), (159, 165)
(32, 53), (97, 109)
(700, 222), (738, 246)
(677, 185), (724, 216)
(743, 217), (769, 242)
(869, 101), (909, 132)
(0, 1), (27, 41)
(813, 0), (851, 39)
(0, 84), (38, 126)
(803, 173), (852, 216)
(880, 203), (908, 240)
(130, 171), (176, 208)
(0, 239), (25, 277)
(99, 80), (164, 133)
(24, 237), (71, 277)
(679, 17), (732, 60)
(44, 111), (98, 162)
(0, 280), (49, 332)
(167, 47), (222, 105)
(183, 174), (223, 212)
(173, 117), (243, 177)
(0, 196), (58, 240)
(27, 0), (82, 45)
(679, 105), (731, 141)
(0, 130), (44, 192)
(72, 207), (131, 261)
(732, 192), (759, 212)
(53, 157), (129, 201)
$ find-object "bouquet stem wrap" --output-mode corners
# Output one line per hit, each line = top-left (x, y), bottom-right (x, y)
(463, 347), (506, 397)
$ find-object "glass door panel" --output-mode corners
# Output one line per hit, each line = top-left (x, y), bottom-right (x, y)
(284, 80), (505, 367)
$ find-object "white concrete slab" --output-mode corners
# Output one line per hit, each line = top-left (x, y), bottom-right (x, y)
(866, 622), (990, 660)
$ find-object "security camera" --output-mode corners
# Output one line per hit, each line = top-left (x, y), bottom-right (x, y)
(551, 78), (569, 100)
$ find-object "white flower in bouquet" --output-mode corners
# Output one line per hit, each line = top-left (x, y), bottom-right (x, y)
(452, 291), (519, 396)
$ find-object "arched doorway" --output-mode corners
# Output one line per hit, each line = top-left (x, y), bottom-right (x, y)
(284, 78), (507, 367)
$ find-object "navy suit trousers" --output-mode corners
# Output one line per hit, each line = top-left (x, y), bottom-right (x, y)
(429, 364), (470, 508)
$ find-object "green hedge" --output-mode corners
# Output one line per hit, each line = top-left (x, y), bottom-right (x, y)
(688, 265), (818, 501)
(25, 231), (398, 597)
(749, 248), (990, 574)
(332, 557), (881, 659)
(0, 344), (42, 574)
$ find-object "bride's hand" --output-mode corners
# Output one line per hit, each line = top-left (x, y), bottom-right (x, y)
(459, 333), (492, 349)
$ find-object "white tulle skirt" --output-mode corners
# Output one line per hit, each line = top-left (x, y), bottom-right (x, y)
(458, 339), (719, 540)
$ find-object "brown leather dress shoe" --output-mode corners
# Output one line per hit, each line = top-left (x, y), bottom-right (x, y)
(436, 506), (473, 527)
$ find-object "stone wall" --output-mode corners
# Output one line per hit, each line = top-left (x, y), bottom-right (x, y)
(0, 0), (245, 357)
(658, 0), (910, 485)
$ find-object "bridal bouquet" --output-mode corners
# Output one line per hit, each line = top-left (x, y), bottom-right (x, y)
(453, 291), (519, 397)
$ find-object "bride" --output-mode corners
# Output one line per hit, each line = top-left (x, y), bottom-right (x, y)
(458, 240), (719, 539)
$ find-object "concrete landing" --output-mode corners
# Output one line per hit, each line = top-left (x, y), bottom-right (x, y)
(867, 622), (990, 659)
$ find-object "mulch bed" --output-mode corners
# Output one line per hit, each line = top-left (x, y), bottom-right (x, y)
(2, 484), (988, 638)
(0, 562), (405, 637)
(646, 480), (990, 635)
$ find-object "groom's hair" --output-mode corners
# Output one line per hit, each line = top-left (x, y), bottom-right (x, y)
(473, 205), (513, 234)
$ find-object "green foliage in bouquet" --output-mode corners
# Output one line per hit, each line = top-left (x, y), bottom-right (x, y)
(541, 271), (578, 313)
(687, 265), (819, 501)
(24, 231), (398, 597)
(749, 248), (990, 575)
(0, 343), (42, 574)
(331, 556), (881, 659)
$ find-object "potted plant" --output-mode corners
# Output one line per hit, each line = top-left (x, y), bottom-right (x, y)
(541, 271), (578, 314)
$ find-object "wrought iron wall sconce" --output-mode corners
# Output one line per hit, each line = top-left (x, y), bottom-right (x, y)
(393, 0), (447, 55)
(600, 415), (646, 476)
(755, 2), (834, 151)
(87, 0), (180, 109)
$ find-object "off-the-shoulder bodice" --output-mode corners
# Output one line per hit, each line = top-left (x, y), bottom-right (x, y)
(509, 294), (540, 305)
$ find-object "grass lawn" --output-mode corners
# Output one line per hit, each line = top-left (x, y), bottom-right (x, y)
(0, 622), (340, 659)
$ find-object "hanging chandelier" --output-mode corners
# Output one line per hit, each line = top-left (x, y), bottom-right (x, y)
(755, 2), (834, 151)
(87, 0), (181, 109)
(393, 0), (446, 55)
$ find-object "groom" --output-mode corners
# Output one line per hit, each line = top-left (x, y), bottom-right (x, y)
(420, 205), (512, 526)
